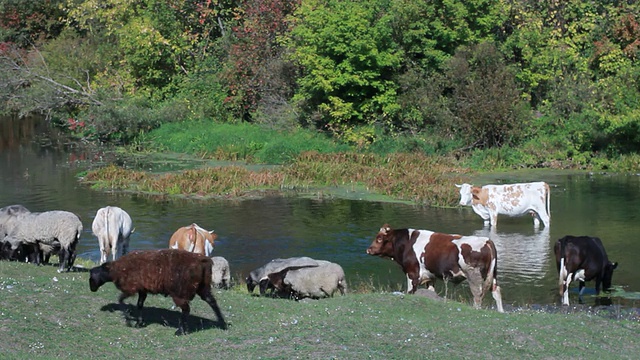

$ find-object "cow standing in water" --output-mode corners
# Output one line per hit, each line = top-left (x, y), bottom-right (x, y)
(456, 182), (551, 228)
(366, 224), (504, 312)
(554, 235), (618, 306)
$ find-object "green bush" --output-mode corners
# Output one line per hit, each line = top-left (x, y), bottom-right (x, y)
(148, 121), (350, 164)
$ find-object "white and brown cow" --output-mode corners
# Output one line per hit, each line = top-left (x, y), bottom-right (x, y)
(554, 235), (618, 306)
(367, 224), (504, 312)
(168, 223), (217, 257)
(456, 182), (550, 228)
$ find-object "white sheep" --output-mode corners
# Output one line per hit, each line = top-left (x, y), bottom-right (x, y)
(267, 260), (347, 300)
(3, 210), (83, 272)
(211, 256), (231, 289)
(92, 206), (133, 264)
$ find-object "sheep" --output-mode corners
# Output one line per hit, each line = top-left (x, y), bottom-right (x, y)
(245, 257), (319, 295)
(2, 210), (82, 272)
(92, 206), (134, 264)
(211, 256), (231, 289)
(267, 260), (347, 300)
(89, 249), (228, 335)
(0, 204), (31, 238)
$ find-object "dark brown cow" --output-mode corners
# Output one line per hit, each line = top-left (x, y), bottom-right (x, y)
(554, 235), (618, 306)
(366, 224), (504, 312)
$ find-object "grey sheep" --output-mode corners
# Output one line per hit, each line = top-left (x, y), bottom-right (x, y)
(211, 256), (231, 289)
(246, 256), (319, 294)
(267, 260), (347, 300)
(3, 210), (83, 272)
(0, 204), (31, 238)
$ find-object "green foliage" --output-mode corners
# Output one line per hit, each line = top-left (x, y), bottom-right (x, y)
(286, 0), (402, 134)
(390, 0), (508, 71)
(441, 42), (530, 149)
(70, 96), (186, 143)
(147, 121), (350, 164)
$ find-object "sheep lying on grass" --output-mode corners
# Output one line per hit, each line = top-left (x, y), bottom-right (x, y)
(89, 249), (228, 335)
(246, 257), (319, 295)
(267, 260), (347, 300)
(211, 256), (231, 289)
(2, 209), (82, 272)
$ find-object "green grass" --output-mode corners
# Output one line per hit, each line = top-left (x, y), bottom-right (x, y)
(1, 260), (638, 359)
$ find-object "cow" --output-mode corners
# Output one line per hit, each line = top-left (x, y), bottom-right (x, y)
(169, 223), (217, 257)
(92, 206), (134, 264)
(366, 224), (504, 312)
(456, 182), (550, 228)
(554, 235), (618, 306)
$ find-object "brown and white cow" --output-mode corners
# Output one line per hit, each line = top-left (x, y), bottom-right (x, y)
(366, 224), (504, 312)
(168, 223), (217, 257)
(456, 182), (550, 228)
(554, 235), (618, 306)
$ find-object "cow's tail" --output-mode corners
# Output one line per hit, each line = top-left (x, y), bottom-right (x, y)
(489, 240), (499, 287)
(545, 182), (551, 225)
(487, 239), (504, 312)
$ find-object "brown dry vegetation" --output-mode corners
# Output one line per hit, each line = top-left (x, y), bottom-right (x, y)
(83, 152), (471, 206)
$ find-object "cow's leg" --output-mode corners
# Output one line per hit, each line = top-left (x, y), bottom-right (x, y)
(466, 270), (485, 309)
(100, 238), (109, 264)
(406, 273), (420, 294)
(562, 273), (573, 306)
(578, 280), (586, 304)
(490, 211), (498, 227)
(491, 279), (504, 313)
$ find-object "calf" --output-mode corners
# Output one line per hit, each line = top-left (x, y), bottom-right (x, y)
(92, 206), (134, 264)
(554, 235), (618, 306)
(456, 182), (550, 228)
(169, 223), (217, 257)
(367, 224), (504, 312)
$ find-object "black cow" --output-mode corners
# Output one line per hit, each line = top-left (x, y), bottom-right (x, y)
(554, 235), (618, 305)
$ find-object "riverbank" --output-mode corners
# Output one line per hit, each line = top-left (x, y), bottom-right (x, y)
(1, 260), (638, 359)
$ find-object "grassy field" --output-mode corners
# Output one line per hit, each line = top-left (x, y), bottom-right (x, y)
(1, 260), (638, 359)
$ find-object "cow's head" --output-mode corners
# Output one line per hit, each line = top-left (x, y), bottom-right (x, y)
(602, 261), (618, 292)
(456, 183), (474, 206)
(366, 224), (395, 257)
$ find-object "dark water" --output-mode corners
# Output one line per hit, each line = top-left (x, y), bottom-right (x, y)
(1, 115), (639, 308)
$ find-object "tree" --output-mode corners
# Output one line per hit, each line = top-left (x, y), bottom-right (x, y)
(286, 0), (402, 138)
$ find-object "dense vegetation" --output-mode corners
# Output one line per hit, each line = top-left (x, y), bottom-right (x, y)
(2, 0), (640, 169)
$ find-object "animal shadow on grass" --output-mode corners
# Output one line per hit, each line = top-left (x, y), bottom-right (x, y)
(100, 303), (226, 333)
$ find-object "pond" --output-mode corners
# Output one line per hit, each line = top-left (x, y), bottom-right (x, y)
(1, 115), (638, 309)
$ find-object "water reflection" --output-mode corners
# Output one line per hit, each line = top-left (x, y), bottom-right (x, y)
(473, 227), (551, 285)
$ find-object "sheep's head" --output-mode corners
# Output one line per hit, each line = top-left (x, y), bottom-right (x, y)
(89, 263), (113, 292)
